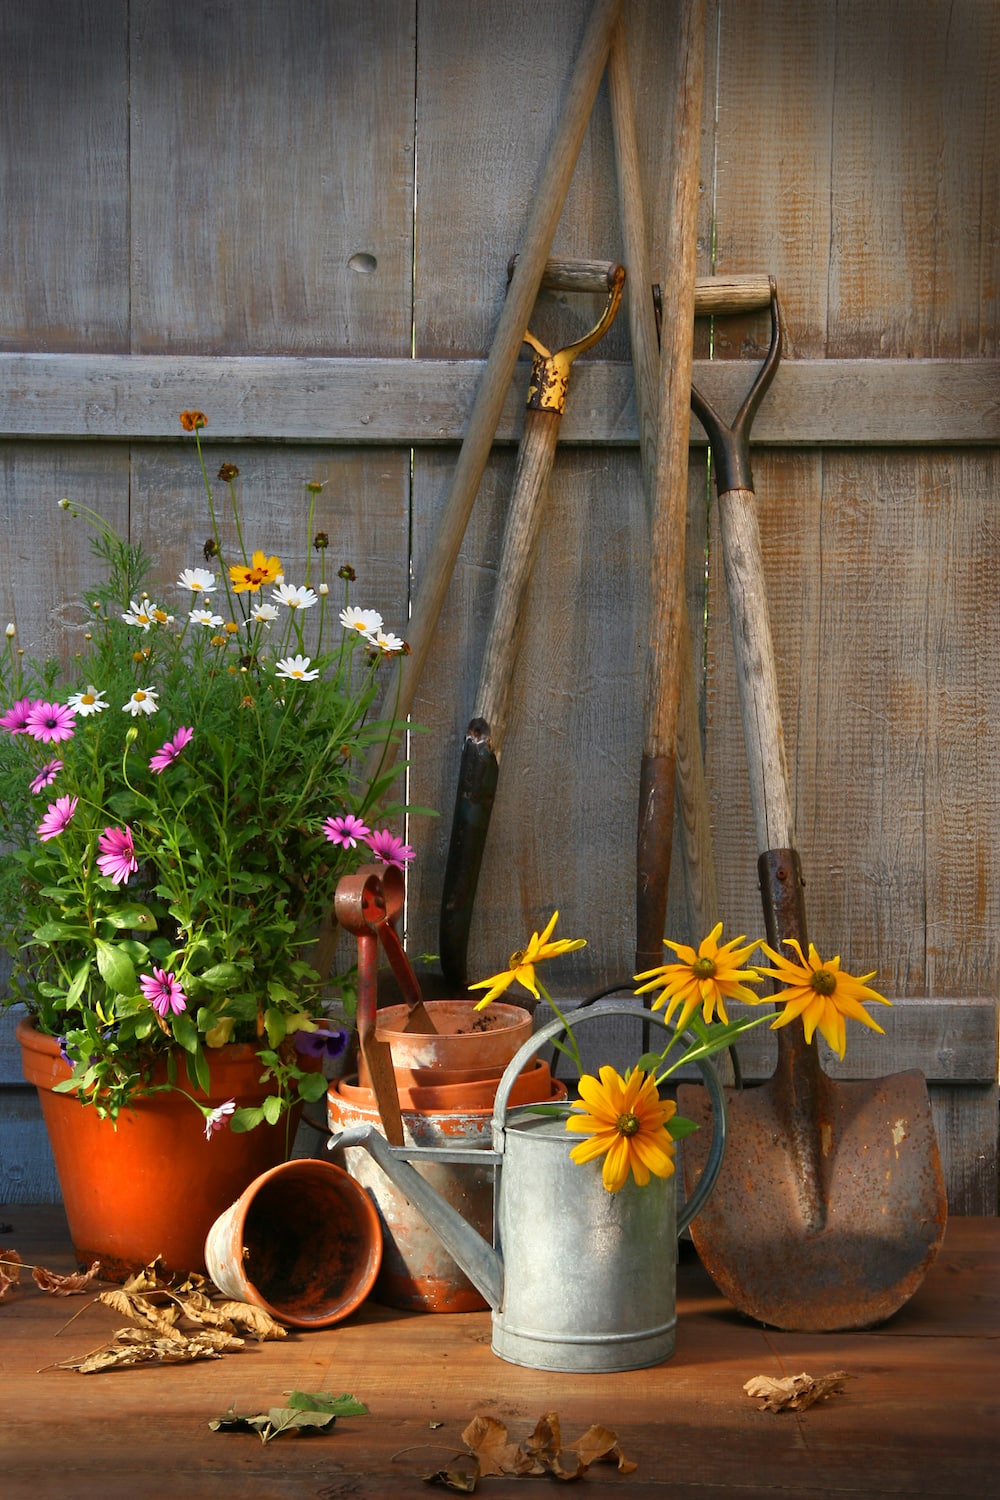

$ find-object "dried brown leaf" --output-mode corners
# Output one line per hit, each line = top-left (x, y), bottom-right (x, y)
(744, 1370), (854, 1412)
(57, 1328), (238, 1373)
(99, 1287), (183, 1337)
(461, 1415), (522, 1477)
(0, 1249), (23, 1300)
(423, 1466), (479, 1493)
(462, 1410), (635, 1481)
(32, 1259), (102, 1296)
(183, 1295), (286, 1341)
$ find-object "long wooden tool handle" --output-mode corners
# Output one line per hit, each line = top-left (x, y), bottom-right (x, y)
(715, 484), (795, 853)
(633, 0), (707, 977)
(474, 408), (561, 750)
(367, 0), (623, 784)
(609, 18), (719, 954)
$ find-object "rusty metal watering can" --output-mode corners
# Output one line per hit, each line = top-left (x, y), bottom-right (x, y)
(328, 1001), (727, 1372)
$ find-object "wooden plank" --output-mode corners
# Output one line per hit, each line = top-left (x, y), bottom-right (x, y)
(129, 0), (416, 356)
(0, 1212), (996, 1498)
(0, 1), (129, 353)
(3, 352), (998, 444)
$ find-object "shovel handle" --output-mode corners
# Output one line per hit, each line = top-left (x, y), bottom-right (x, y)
(509, 253), (622, 295)
(473, 406), (561, 745)
(716, 483), (796, 853)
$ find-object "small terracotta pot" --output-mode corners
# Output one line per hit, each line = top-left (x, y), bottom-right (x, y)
(204, 1159), (382, 1328)
(357, 1000), (532, 1085)
(18, 1016), (309, 1280)
(328, 1065), (566, 1313)
(341, 1057), (559, 1113)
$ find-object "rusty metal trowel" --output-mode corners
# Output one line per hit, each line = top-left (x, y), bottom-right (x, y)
(335, 864), (435, 1147)
(677, 285), (947, 1332)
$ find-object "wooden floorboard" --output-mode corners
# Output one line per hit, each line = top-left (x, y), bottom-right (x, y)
(0, 1209), (997, 1498)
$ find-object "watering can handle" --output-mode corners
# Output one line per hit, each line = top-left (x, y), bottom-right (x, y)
(490, 999), (728, 1236)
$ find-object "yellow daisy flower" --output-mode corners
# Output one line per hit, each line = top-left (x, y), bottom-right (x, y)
(567, 1066), (677, 1193)
(633, 921), (763, 1031)
(229, 549), (283, 594)
(757, 937), (891, 1060)
(468, 910), (586, 1009)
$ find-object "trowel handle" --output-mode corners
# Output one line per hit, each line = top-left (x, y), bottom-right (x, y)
(490, 1000), (728, 1234)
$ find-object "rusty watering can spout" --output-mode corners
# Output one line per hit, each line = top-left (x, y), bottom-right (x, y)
(329, 1001), (729, 1372)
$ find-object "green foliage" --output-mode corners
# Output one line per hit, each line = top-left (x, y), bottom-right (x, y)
(0, 437), (420, 1128)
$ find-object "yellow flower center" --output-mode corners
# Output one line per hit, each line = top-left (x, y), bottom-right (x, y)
(692, 956), (717, 979)
(616, 1112), (641, 1137)
(810, 968), (837, 996)
(81, 692), (95, 705)
(508, 948), (526, 968)
(133, 691), (147, 703)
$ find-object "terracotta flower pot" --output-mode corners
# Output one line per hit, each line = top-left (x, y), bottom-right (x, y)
(204, 1159), (382, 1328)
(17, 1016), (308, 1281)
(356, 1000), (532, 1088)
(328, 1063), (566, 1313)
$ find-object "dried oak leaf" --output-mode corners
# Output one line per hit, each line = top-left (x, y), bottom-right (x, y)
(0, 1250), (23, 1300)
(423, 1465), (478, 1493)
(32, 1260), (102, 1296)
(462, 1410), (636, 1482)
(99, 1287), (183, 1338)
(744, 1370), (854, 1413)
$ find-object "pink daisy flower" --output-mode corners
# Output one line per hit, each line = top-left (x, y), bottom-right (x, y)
(29, 759), (63, 795)
(24, 701), (76, 744)
(0, 697), (36, 733)
(323, 813), (371, 849)
(37, 795), (79, 841)
(139, 968), (188, 1018)
(364, 827), (416, 870)
(96, 825), (138, 885)
(204, 1099), (236, 1140)
(149, 725), (194, 774)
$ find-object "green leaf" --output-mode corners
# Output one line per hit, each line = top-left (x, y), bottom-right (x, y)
(667, 1114), (701, 1140)
(171, 1012), (199, 1054)
(196, 962), (243, 990)
(94, 938), (137, 996)
(230, 1105), (265, 1133)
(261, 1093), (283, 1125)
(296, 1072), (329, 1103)
(99, 904), (158, 932)
(32, 920), (87, 942)
(286, 1391), (368, 1416)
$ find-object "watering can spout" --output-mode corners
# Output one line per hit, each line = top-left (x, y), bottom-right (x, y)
(328, 1123), (504, 1310)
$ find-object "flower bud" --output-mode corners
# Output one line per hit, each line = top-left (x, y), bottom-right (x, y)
(125, 726), (139, 746)
(4, 623), (14, 637)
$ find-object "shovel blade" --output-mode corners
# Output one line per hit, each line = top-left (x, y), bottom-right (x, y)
(677, 1069), (948, 1331)
(359, 1033), (405, 1148)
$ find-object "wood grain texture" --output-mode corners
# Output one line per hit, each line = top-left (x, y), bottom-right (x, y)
(129, 0), (417, 356)
(0, 1), (129, 353)
(0, 1212), (997, 1496)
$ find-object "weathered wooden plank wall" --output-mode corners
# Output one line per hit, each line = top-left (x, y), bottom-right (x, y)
(1, 0), (997, 1208)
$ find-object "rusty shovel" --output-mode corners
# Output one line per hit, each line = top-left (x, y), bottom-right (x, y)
(676, 285), (948, 1331)
(439, 257), (624, 989)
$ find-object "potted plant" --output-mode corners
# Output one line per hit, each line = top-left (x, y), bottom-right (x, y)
(0, 410), (421, 1276)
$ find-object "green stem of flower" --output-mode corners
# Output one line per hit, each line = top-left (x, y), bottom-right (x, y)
(536, 980), (583, 1077)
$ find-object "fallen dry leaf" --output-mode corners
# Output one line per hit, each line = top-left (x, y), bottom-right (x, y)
(744, 1370), (854, 1412)
(423, 1466), (478, 1493)
(210, 1390), (368, 1445)
(462, 1410), (636, 1481)
(0, 1250), (23, 1300)
(56, 1325), (244, 1373)
(32, 1260), (102, 1296)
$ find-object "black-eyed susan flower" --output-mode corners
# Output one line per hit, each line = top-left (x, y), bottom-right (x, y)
(229, 550), (282, 594)
(567, 1066), (678, 1193)
(468, 910), (586, 1009)
(633, 921), (763, 1031)
(757, 938), (891, 1060)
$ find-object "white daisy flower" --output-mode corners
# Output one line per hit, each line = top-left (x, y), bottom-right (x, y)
(250, 602), (280, 627)
(67, 685), (108, 717)
(177, 567), (217, 593)
(122, 599), (159, 631)
(190, 608), (225, 628)
(272, 583), (318, 611)
(123, 687), (159, 717)
(370, 629), (405, 654)
(274, 654), (320, 682)
(340, 606), (383, 635)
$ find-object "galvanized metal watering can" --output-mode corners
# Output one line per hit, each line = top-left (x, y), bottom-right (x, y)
(328, 1001), (727, 1372)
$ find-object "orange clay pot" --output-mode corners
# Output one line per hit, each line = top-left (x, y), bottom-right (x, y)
(204, 1159), (382, 1328)
(327, 1061), (566, 1313)
(18, 1016), (310, 1281)
(356, 1000), (532, 1089)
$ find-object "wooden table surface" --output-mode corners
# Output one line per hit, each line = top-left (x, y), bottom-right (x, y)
(1, 1207), (997, 1499)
